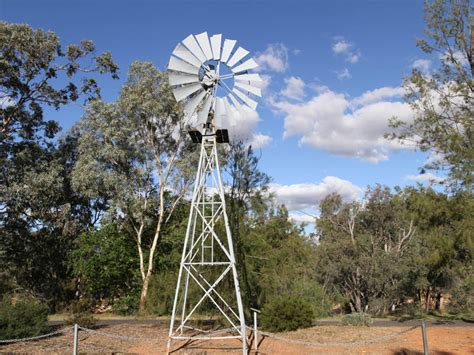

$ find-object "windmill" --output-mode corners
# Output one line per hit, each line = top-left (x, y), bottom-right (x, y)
(166, 32), (262, 354)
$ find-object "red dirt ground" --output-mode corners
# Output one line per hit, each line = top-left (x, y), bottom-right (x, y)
(1, 323), (472, 354)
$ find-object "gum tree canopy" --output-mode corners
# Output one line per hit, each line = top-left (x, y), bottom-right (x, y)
(389, 0), (473, 190)
(0, 21), (118, 307)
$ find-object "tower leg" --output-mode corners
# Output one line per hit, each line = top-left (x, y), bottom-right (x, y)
(168, 134), (246, 353)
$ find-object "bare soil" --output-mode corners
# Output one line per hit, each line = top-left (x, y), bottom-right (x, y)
(1, 323), (472, 354)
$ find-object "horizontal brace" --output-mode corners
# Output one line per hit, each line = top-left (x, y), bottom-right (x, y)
(171, 335), (242, 340)
(185, 262), (231, 265)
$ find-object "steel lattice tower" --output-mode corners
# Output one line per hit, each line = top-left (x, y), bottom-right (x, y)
(167, 31), (262, 355)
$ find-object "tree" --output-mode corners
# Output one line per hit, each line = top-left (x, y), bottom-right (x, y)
(0, 22), (118, 308)
(388, 0), (473, 189)
(401, 186), (473, 311)
(0, 21), (118, 142)
(225, 141), (270, 310)
(73, 61), (195, 312)
(316, 186), (416, 314)
(71, 223), (139, 302)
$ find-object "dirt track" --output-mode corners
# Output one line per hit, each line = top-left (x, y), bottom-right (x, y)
(1, 323), (473, 354)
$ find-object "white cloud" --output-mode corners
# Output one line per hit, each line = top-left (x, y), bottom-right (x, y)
(351, 86), (405, 107)
(256, 74), (272, 94)
(227, 106), (260, 141)
(248, 133), (272, 149)
(289, 213), (315, 224)
(346, 52), (361, 64)
(336, 68), (352, 80)
(332, 39), (352, 54)
(424, 151), (447, 167)
(255, 43), (289, 73)
(270, 176), (363, 210)
(271, 87), (414, 163)
(405, 172), (445, 184)
(332, 37), (361, 64)
(412, 59), (431, 73)
(439, 50), (469, 67)
(280, 76), (305, 100)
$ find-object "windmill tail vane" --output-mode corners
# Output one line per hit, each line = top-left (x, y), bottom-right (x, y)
(166, 32), (261, 354)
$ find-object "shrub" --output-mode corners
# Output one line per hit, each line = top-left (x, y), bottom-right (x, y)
(342, 312), (373, 326)
(65, 299), (96, 328)
(0, 295), (48, 340)
(448, 276), (474, 316)
(261, 295), (315, 332)
(113, 294), (139, 315)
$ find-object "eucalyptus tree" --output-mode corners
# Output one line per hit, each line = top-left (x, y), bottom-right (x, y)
(225, 142), (271, 310)
(388, 0), (473, 189)
(316, 186), (417, 314)
(73, 61), (195, 311)
(0, 21), (118, 306)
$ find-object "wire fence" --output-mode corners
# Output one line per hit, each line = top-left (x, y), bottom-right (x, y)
(256, 324), (420, 347)
(0, 321), (425, 352)
(0, 326), (72, 344)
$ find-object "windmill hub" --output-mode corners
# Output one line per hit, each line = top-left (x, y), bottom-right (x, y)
(168, 32), (262, 132)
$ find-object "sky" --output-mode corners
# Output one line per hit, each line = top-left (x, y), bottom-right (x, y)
(1, 0), (444, 229)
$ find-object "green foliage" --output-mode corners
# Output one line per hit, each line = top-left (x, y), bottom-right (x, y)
(388, 0), (473, 189)
(0, 21), (117, 311)
(71, 223), (139, 302)
(447, 276), (474, 316)
(113, 294), (140, 316)
(65, 299), (96, 328)
(342, 313), (373, 326)
(72, 61), (196, 312)
(0, 295), (48, 339)
(316, 186), (473, 315)
(261, 295), (315, 332)
(0, 21), (118, 141)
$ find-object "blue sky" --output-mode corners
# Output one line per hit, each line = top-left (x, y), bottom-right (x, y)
(1, 0), (441, 226)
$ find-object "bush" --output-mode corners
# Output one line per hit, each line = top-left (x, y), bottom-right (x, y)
(261, 295), (315, 332)
(113, 294), (139, 315)
(448, 277), (474, 316)
(342, 312), (373, 326)
(65, 299), (96, 328)
(0, 295), (48, 340)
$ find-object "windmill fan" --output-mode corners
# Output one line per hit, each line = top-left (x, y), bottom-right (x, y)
(168, 32), (262, 135)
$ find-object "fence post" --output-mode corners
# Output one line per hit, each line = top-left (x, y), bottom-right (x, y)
(73, 323), (78, 355)
(251, 308), (260, 351)
(421, 320), (428, 355)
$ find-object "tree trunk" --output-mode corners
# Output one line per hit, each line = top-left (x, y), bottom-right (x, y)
(352, 293), (363, 313)
(424, 289), (431, 312)
(139, 272), (151, 312)
(435, 292), (442, 311)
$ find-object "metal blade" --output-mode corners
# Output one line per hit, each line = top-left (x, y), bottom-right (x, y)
(227, 47), (249, 67)
(231, 58), (259, 73)
(172, 43), (202, 68)
(210, 34), (222, 60)
(214, 97), (226, 127)
(183, 89), (207, 117)
(234, 73), (262, 82)
(221, 39), (236, 63)
(182, 34), (207, 63)
(195, 32), (213, 61)
(168, 56), (199, 75)
(234, 81), (262, 97)
(197, 94), (213, 125)
(232, 87), (258, 110)
(227, 92), (243, 112)
(169, 72), (200, 86)
(173, 82), (203, 102)
(223, 97), (237, 126)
